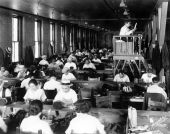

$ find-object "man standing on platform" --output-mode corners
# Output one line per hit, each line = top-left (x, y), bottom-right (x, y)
(119, 21), (137, 36)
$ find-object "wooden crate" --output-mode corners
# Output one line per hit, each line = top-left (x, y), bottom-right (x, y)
(115, 41), (133, 55)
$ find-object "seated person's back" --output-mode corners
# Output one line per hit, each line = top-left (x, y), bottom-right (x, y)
(20, 100), (53, 134)
(147, 77), (167, 100)
(43, 76), (61, 92)
(65, 100), (106, 134)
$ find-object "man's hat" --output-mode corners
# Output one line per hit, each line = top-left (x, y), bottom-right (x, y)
(61, 80), (71, 86)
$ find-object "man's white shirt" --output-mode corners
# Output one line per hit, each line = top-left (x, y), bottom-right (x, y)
(65, 113), (106, 134)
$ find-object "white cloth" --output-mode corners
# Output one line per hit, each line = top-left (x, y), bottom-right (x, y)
(43, 79), (61, 92)
(24, 88), (47, 102)
(39, 60), (49, 66)
(147, 84), (167, 99)
(0, 88), (11, 98)
(92, 58), (101, 63)
(20, 78), (31, 90)
(119, 25), (133, 35)
(64, 62), (77, 70)
(65, 113), (106, 134)
(20, 115), (53, 134)
(53, 89), (77, 104)
(0, 116), (7, 133)
(83, 63), (96, 70)
(141, 73), (156, 83)
(62, 73), (76, 81)
(113, 74), (130, 82)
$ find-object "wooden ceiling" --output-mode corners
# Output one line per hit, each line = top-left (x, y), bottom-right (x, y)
(0, 0), (168, 31)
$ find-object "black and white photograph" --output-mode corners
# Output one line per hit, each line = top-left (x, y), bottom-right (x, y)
(0, 0), (170, 134)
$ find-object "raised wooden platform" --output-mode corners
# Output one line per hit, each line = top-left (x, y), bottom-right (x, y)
(113, 54), (147, 76)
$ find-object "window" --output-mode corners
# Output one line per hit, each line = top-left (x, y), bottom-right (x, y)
(50, 23), (55, 54)
(34, 20), (41, 58)
(61, 25), (64, 51)
(12, 17), (21, 62)
(69, 27), (73, 52)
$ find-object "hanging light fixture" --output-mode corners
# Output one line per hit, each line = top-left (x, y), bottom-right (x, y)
(123, 9), (129, 15)
(120, 0), (127, 8)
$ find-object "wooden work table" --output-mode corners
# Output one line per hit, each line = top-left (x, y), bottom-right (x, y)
(127, 110), (170, 134)
(1, 103), (127, 134)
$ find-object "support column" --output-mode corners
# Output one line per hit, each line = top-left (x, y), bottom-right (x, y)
(158, 2), (168, 49)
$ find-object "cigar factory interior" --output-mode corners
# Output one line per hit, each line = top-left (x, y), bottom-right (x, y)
(0, 0), (170, 134)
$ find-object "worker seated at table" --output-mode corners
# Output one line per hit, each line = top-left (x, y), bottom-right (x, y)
(141, 68), (156, 83)
(43, 75), (61, 92)
(24, 79), (47, 103)
(20, 73), (34, 90)
(0, 66), (9, 78)
(16, 65), (27, 80)
(0, 80), (12, 105)
(147, 77), (167, 100)
(113, 70), (130, 82)
(83, 59), (96, 70)
(64, 57), (77, 70)
(53, 80), (77, 109)
(0, 110), (7, 134)
(92, 54), (102, 64)
(20, 100), (53, 134)
(39, 55), (49, 66)
(65, 100), (106, 134)
(61, 67), (76, 81)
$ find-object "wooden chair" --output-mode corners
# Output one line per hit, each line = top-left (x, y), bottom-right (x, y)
(108, 91), (122, 108)
(148, 98), (167, 111)
(44, 89), (57, 105)
(142, 93), (167, 111)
